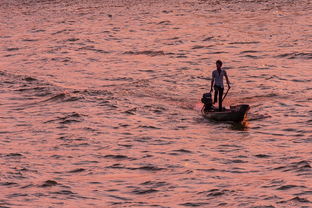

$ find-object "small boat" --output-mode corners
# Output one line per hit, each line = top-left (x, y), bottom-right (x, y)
(202, 104), (250, 122)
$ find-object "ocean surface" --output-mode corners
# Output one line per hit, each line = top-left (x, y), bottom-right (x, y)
(1, 0), (312, 207)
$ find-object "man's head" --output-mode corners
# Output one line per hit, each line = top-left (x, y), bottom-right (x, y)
(216, 60), (222, 69)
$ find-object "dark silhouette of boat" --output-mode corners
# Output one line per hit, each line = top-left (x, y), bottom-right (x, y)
(202, 104), (250, 122)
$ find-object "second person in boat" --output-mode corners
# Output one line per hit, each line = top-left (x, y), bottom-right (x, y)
(210, 60), (231, 111)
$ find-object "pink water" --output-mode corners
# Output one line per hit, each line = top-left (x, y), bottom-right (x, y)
(1, 0), (312, 207)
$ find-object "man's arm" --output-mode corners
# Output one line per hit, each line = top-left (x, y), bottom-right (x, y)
(225, 72), (231, 88)
(210, 72), (214, 92)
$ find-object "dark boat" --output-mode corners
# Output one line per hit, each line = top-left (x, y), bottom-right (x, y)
(202, 104), (250, 122)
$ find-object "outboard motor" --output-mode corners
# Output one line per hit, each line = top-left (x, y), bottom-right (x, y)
(201, 93), (213, 111)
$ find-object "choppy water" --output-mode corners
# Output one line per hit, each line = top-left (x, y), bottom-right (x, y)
(1, 0), (312, 207)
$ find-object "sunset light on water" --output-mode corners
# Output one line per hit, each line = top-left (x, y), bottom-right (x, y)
(1, 0), (312, 207)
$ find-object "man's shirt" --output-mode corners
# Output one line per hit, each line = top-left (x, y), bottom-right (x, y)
(212, 69), (227, 88)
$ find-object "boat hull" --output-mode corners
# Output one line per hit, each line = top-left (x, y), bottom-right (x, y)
(202, 104), (250, 122)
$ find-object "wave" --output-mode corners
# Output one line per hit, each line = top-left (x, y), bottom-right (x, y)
(123, 50), (172, 56)
(276, 52), (312, 60)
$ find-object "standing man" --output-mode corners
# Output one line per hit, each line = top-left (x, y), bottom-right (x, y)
(210, 60), (231, 111)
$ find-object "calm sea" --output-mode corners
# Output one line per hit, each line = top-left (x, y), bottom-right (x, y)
(1, 0), (311, 207)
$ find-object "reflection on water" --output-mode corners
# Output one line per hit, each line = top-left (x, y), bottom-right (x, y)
(230, 120), (249, 131)
(1, 0), (312, 207)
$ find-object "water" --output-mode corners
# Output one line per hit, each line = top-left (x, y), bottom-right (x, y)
(1, 0), (312, 207)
